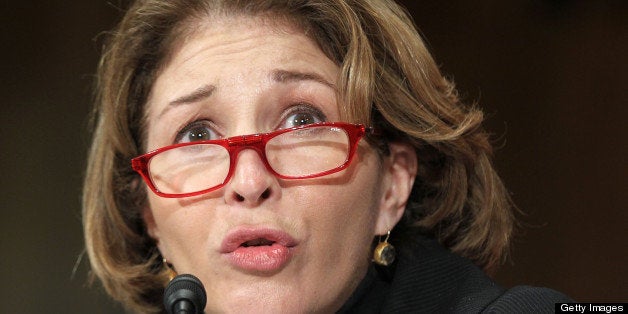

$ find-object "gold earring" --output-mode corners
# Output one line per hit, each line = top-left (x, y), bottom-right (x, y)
(163, 258), (178, 282)
(373, 230), (396, 266)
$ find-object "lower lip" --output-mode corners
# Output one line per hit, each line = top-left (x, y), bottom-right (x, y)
(226, 243), (293, 272)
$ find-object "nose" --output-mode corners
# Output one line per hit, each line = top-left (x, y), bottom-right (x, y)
(224, 148), (278, 207)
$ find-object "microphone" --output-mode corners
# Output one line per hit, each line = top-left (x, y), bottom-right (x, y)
(163, 274), (207, 314)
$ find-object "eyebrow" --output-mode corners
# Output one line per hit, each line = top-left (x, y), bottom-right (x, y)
(272, 69), (336, 90)
(170, 84), (216, 106)
(157, 84), (215, 118)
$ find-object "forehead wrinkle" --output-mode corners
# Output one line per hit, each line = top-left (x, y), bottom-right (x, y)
(170, 15), (294, 70)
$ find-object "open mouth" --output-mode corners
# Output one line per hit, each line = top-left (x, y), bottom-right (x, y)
(221, 227), (297, 272)
(221, 227), (297, 253)
(241, 238), (275, 247)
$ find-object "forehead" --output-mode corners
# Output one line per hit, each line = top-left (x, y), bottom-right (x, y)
(159, 14), (329, 76)
(146, 14), (338, 109)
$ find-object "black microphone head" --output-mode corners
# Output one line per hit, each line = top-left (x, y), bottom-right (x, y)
(164, 274), (207, 314)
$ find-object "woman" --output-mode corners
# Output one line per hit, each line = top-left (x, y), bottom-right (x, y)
(83, 0), (571, 312)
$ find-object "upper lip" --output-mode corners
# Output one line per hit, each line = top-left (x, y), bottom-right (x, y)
(220, 227), (298, 253)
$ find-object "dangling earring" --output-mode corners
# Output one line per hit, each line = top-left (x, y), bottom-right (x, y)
(163, 258), (178, 282)
(373, 230), (396, 266)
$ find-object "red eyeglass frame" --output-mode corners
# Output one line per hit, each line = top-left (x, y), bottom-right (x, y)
(131, 122), (371, 198)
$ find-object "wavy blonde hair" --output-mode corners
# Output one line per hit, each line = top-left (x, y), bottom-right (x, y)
(83, 0), (514, 312)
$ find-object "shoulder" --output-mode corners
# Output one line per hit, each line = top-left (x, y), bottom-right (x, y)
(379, 236), (572, 313)
(481, 285), (573, 313)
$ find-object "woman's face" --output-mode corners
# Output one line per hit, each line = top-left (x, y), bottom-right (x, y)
(143, 15), (410, 313)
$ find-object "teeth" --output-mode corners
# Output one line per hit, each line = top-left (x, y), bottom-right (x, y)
(242, 238), (274, 247)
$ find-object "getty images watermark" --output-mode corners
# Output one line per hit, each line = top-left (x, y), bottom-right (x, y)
(556, 303), (626, 313)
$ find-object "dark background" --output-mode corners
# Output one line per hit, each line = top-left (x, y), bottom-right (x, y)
(2, 1), (626, 312)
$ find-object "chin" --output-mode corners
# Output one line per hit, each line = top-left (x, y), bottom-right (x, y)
(208, 294), (305, 313)
(204, 280), (343, 314)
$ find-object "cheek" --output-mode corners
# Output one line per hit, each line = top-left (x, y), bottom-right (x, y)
(146, 195), (218, 264)
(314, 184), (379, 225)
(300, 160), (384, 251)
(288, 162), (384, 304)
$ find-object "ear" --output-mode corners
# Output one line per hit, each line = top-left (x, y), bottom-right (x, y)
(374, 142), (418, 235)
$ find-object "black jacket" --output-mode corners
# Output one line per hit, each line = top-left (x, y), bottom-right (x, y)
(339, 236), (572, 313)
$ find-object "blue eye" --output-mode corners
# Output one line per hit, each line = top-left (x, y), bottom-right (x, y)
(176, 121), (219, 143)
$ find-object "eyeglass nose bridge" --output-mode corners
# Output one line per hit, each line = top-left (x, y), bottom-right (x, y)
(224, 133), (277, 181)
(227, 133), (268, 164)
(228, 134), (264, 146)
(227, 134), (272, 161)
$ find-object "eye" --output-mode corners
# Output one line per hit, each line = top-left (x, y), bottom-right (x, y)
(176, 120), (219, 143)
(280, 104), (326, 129)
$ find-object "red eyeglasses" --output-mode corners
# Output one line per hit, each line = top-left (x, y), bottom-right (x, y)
(131, 122), (372, 198)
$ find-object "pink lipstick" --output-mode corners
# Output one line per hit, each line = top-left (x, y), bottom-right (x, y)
(220, 227), (297, 272)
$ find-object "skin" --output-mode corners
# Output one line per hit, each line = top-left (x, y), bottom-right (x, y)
(142, 15), (417, 313)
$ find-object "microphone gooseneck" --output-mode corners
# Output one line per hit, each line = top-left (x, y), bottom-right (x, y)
(163, 274), (207, 314)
